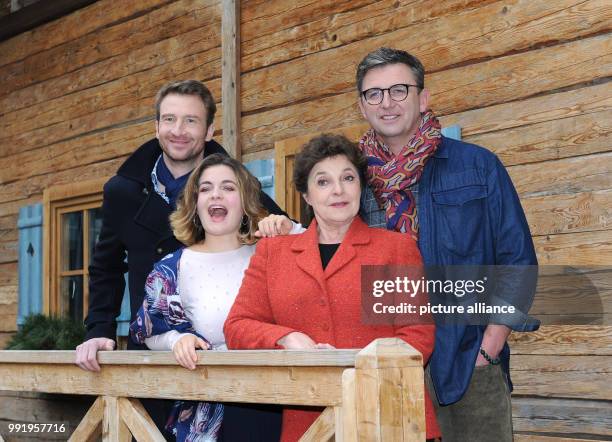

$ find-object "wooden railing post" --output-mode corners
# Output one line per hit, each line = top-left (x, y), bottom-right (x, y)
(344, 338), (426, 441)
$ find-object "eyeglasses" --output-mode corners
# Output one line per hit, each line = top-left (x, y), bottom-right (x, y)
(361, 83), (422, 105)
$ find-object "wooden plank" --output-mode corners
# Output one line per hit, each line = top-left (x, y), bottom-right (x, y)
(511, 355), (611, 374)
(514, 435), (607, 442)
(241, 0), (497, 72)
(118, 397), (165, 442)
(0, 0), (222, 117)
(512, 397), (612, 437)
(0, 349), (358, 365)
(240, 0), (612, 113)
(509, 325), (612, 355)
(0, 0), (173, 68)
(0, 0), (220, 97)
(523, 190), (612, 236)
(222, 0), (241, 159)
(299, 406), (334, 442)
(511, 370), (610, 400)
(68, 396), (104, 442)
(534, 230), (612, 266)
(102, 396), (130, 442)
(529, 267), (612, 320)
(467, 110), (612, 167)
(508, 152), (612, 198)
(0, 364), (345, 406)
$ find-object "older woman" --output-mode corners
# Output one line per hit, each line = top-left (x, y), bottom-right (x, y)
(130, 153), (292, 441)
(224, 134), (440, 441)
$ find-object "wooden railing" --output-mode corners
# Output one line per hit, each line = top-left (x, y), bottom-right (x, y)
(0, 338), (425, 441)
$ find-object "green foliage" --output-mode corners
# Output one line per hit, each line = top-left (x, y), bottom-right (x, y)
(6, 314), (86, 350)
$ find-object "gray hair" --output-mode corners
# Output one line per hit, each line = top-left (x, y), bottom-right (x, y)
(355, 47), (425, 93)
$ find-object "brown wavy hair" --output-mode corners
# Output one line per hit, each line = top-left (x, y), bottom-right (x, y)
(170, 154), (268, 246)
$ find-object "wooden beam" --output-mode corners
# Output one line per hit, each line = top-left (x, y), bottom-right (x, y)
(0, 363), (345, 406)
(299, 406), (335, 442)
(118, 397), (166, 442)
(102, 396), (130, 442)
(0, 348), (359, 365)
(68, 396), (104, 442)
(221, 0), (240, 159)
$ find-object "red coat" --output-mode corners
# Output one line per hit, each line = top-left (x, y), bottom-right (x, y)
(224, 217), (440, 440)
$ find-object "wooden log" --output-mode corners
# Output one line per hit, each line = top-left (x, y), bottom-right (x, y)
(0, 0), (220, 97)
(299, 406), (334, 442)
(508, 151), (612, 198)
(509, 325), (612, 355)
(534, 230), (612, 266)
(0, 12), (222, 118)
(118, 397), (165, 442)
(0, 43), (221, 157)
(511, 368), (611, 400)
(222, 0), (241, 159)
(240, 0), (612, 113)
(0, 120), (152, 186)
(240, 0), (497, 72)
(68, 396), (103, 442)
(467, 109), (612, 167)
(102, 396), (130, 442)
(512, 397), (612, 438)
(0, 0), (173, 68)
(0, 262), (17, 285)
(522, 189), (612, 236)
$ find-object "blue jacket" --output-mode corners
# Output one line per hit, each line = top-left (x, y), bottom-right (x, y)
(361, 136), (539, 405)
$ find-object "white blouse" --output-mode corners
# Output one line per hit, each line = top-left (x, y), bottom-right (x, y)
(144, 245), (256, 351)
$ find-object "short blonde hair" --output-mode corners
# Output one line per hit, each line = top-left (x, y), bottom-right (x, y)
(170, 154), (268, 246)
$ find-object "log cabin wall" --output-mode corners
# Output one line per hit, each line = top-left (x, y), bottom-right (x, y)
(0, 0), (609, 438)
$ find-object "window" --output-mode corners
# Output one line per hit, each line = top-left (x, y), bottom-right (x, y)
(43, 178), (106, 322)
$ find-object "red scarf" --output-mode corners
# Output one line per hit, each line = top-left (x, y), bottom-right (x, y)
(359, 110), (441, 239)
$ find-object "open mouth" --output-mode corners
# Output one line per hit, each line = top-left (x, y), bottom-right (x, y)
(208, 206), (228, 221)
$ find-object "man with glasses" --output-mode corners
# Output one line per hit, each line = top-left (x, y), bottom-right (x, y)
(356, 47), (538, 441)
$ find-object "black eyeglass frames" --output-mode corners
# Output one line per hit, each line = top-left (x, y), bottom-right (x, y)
(361, 83), (422, 105)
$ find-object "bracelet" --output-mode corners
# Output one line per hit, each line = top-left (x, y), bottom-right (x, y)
(479, 347), (501, 365)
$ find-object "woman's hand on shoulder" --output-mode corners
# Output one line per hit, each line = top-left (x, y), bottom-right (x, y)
(255, 214), (293, 238)
(172, 334), (210, 370)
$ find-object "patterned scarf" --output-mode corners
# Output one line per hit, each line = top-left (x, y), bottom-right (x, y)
(359, 110), (441, 239)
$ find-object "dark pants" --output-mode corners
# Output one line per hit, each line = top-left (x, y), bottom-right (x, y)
(220, 403), (282, 441)
(140, 398), (177, 441)
(426, 364), (513, 442)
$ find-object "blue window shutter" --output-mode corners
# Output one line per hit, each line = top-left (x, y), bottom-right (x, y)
(17, 203), (43, 327)
(116, 258), (131, 336)
(441, 124), (462, 141)
(245, 159), (274, 199)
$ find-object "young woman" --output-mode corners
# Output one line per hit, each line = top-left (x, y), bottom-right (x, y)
(130, 153), (298, 441)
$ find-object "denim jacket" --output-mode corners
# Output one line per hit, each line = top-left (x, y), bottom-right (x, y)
(361, 136), (539, 405)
